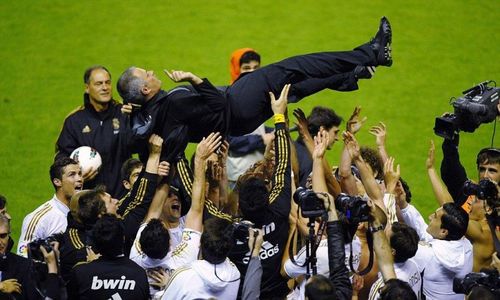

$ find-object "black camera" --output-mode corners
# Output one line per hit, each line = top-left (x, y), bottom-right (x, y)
(463, 179), (498, 201)
(232, 220), (254, 242)
(293, 187), (325, 218)
(28, 236), (56, 262)
(434, 81), (499, 139)
(453, 269), (500, 295)
(335, 193), (370, 225)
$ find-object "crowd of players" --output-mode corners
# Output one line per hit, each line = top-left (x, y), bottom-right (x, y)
(1, 16), (500, 300)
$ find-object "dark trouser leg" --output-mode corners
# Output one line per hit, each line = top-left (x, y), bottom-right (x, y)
(227, 43), (376, 135)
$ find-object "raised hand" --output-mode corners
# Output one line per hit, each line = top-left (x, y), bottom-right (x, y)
(369, 121), (387, 148)
(384, 157), (400, 194)
(148, 134), (164, 155)
(346, 106), (367, 134)
(342, 131), (361, 161)
(164, 69), (202, 85)
(195, 132), (222, 161)
(312, 129), (330, 159)
(270, 84), (290, 115)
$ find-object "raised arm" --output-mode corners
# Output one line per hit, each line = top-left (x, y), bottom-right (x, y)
(426, 140), (453, 205)
(369, 121), (389, 164)
(186, 132), (222, 232)
(312, 129), (330, 193)
(343, 131), (385, 212)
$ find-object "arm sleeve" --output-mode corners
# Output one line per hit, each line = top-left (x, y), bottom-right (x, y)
(400, 204), (433, 243)
(121, 172), (159, 247)
(327, 221), (352, 300)
(227, 134), (265, 156)
(192, 79), (228, 112)
(440, 136), (468, 205)
(268, 123), (292, 218)
(242, 256), (263, 300)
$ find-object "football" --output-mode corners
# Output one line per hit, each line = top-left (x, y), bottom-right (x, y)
(70, 146), (102, 175)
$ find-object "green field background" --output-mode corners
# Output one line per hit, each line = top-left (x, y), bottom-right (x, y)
(0, 0), (499, 244)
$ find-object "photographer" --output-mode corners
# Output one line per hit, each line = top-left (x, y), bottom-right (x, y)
(302, 128), (352, 300)
(0, 214), (37, 299)
(427, 140), (495, 271)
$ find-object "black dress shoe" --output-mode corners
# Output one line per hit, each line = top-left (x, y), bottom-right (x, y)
(354, 66), (376, 79)
(370, 16), (392, 66)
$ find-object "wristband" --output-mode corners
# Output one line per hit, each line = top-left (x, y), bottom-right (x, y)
(274, 114), (285, 124)
(369, 224), (385, 233)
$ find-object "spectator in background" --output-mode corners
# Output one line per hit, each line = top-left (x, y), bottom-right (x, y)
(55, 65), (132, 198)
(226, 48), (275, 190)
(17, 158), (82, 257)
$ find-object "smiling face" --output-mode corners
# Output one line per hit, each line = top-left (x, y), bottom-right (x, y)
(162, 190), (182, 223)
(86, 69), (112, 107)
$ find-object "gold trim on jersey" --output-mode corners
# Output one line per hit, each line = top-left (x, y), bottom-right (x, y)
(69, 228), (85, 249)
(122, 178), (148, 217)
(269, 128), (289, 204)
(24, 203), (52, 241)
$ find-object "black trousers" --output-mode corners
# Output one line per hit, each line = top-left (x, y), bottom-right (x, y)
(226, 43), (376, 135)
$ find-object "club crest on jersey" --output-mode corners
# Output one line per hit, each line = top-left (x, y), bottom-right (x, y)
(82, 125), (91, 133)
(112, 118), (120, 134)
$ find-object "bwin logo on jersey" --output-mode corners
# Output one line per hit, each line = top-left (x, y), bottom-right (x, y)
(91, 276), (136, 290)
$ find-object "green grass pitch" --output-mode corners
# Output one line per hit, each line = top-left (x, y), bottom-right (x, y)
(0, 0), (499, 245)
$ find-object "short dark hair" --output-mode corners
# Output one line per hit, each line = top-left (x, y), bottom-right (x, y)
(77, 188), (107, 227)
(92, 214), (124, 257)
(304, 274), (337, 300)
(50, 157), (79, 190)
(139, 219), (170, 259)
(0, 195), (6, 210)
(399, 178), (412, 203)
(380, 279), (417, 300)
(441, 203), (469, 241)
(307, 106), (342, 137)
(120, 158), (143, 181)
(84, 65), (111, 84)
(238, 177), (269, 226)
(390, 222), (419, 263)
(117, 66), (147, 105)
(360, 147), (384, 180)
(239, 51), (261, 66)
(476, 148), (500, 169)
(200, 218), (234, 264)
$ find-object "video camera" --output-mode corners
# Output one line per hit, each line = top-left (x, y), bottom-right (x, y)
(453, 269), (500, 296)
(293, 187), (326, 218)
(434, 80), (499, 139)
